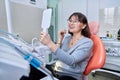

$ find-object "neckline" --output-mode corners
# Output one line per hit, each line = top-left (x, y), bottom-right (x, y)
(69, 36), (84, 48)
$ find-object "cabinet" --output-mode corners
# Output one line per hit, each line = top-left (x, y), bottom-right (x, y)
(102, 40), (120, 72)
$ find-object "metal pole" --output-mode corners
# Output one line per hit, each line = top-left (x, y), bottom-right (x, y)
(5, 0), (12, 33)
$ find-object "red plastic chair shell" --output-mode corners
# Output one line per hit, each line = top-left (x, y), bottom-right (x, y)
(83, 35), (106, 75)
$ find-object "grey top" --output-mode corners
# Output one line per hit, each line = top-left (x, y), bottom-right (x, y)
(53, 34), (93, 80)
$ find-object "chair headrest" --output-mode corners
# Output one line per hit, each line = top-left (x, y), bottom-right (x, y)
(89, 21), (99, 35)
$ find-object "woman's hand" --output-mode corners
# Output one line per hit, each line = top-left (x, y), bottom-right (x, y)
(40, 32), (52, 46)
(57, 29), (66, 44)
(59, 29), (66, 40)
(40, 32), (58, 52)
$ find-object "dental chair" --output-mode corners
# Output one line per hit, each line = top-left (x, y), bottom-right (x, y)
(83, 21), (106, 80)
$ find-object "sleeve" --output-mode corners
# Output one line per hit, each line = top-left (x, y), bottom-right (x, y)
(54, 39), (93, 66)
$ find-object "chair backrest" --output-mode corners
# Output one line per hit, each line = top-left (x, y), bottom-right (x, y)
(83, 21), (106, 75)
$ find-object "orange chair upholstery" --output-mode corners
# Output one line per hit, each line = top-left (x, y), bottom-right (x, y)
(88, 21), (99, 35)
(83, 21), (106, 76)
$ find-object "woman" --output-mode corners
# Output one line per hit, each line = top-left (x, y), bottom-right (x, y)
(40, 12), (93, 80)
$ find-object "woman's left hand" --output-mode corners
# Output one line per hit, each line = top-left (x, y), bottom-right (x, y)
(39, 32), (52, 46)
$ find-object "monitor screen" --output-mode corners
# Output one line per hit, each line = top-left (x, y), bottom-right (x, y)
(0, 1), (44, 43)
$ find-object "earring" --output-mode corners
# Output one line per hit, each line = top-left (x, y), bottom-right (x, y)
(82, 27), (85, 29)
(82, 25), (86, 29)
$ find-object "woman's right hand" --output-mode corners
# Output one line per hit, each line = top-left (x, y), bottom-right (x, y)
(59, 29), (66, 40)
(57, 29), (66, 44)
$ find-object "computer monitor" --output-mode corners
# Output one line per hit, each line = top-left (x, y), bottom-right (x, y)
(0, 0), (46, 43)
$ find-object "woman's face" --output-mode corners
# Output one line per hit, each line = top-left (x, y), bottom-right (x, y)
(68, 15), (85, 34)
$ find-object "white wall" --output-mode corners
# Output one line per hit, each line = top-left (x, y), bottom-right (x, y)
(99, 0), (120, 37)
(57, 0), (120, 37)
(58, 0), (87, 31)
(88, 0), (120, 22)
(87, 0), (99, 22)
(11, 0), (47, 9)
(99, 0), (120, 9)
(57, 0), (100, 31)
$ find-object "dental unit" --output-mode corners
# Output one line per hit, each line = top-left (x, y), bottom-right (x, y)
(0, 8), (57, 80)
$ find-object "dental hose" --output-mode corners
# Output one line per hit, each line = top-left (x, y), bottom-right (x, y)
(15, 45), (55, 80)
(0, 37), (55, 80)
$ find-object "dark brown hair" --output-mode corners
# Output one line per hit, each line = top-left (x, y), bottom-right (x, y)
(68, 12), (91, 38)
